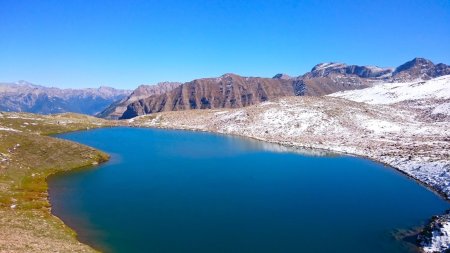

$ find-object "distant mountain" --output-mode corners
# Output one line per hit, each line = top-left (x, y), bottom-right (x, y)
(120, 57), (450, 119)
(0, 81), (131, 115)
(98, 82), (181, 119)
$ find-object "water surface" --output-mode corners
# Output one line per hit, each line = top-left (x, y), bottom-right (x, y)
(49, 127), (449, 253)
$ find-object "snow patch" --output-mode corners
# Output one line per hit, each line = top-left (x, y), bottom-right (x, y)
(0, 127), (21, 132)
(422, 221), (450, 252)
(329, 75), (450, 104)
(361, 119), (402, 134)
(432, 102), (450, 116)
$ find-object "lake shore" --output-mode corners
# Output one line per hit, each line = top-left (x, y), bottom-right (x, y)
(1, 102), (448, 252)
(128, 97), (450, 201)
(129, 123), (450, 251)
(50, 126), (449, 253)
(128, 96), (450, 252)
(0, 112), (117, 252)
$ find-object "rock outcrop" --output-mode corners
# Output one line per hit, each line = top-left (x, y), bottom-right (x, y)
(120, 74), (298, 119)
(98, 82), (180, 119)
(392, 57), (450, 82)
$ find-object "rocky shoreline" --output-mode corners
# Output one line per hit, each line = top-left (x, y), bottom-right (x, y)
(135, 120), (450, 252)
(134, 122), (450, 252)
(418, 211), (450, 252)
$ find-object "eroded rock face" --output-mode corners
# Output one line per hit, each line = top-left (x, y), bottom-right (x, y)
(121, 74), (297, 119)
(98, 82), (180, 119)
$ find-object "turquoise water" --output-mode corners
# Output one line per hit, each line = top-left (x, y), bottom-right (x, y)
(49, 127), (449, 253)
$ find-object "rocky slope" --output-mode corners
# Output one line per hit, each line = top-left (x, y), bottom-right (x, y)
(330, 75), (450, 105)
(97, 82), (180, 119)
(120, 74), (297, 119)
(392, 58), (450, 82)
(330, 75), (450, 121)
(0, 81), (131, 115)
(330, 75), (450, 253)
(418, 211), (450, 253)
(121, 58), (450, 119)
(294, 63), (393, 96)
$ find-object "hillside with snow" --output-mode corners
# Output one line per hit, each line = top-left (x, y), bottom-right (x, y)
(329, 75), (450, 117)
(329, 75), (450, 103)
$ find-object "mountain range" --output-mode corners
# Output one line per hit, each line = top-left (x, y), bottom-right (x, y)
(0, 81), (130, 115)
(1, 57), (449, 118)
(117, 57), (450, 119)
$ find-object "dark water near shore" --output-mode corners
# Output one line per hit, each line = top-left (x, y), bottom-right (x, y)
(49, 127), (449, 253)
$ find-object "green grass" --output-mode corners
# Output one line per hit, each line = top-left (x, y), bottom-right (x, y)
(0, 112), (121, 252)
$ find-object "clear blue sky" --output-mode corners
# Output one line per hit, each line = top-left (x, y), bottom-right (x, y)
(1, 0), (449, 89)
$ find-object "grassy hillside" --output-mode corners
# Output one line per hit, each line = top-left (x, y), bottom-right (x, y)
(0, 112), (119, 252)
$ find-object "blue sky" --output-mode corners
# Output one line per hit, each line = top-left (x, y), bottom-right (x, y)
(1, 0), (449, 89)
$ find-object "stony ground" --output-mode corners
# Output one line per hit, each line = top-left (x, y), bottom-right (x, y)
(418, 210), (450, 253)
(0, 112), (119, 252)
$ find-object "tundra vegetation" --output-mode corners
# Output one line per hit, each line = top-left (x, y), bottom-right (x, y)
(0, 112), (119, 252)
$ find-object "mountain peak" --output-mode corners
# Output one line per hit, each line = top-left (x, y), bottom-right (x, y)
(307, 62), (392, 79)
(411, 57), (433, 64)
(394, 57), (434, 73)
(273, 73), (292, 80)
(15, 80), (36, 86)
(392, 57), (450, 81)
(98, 86), (118, 91)
(220, 73), (241, 79)
(311, 62), (347, 72)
